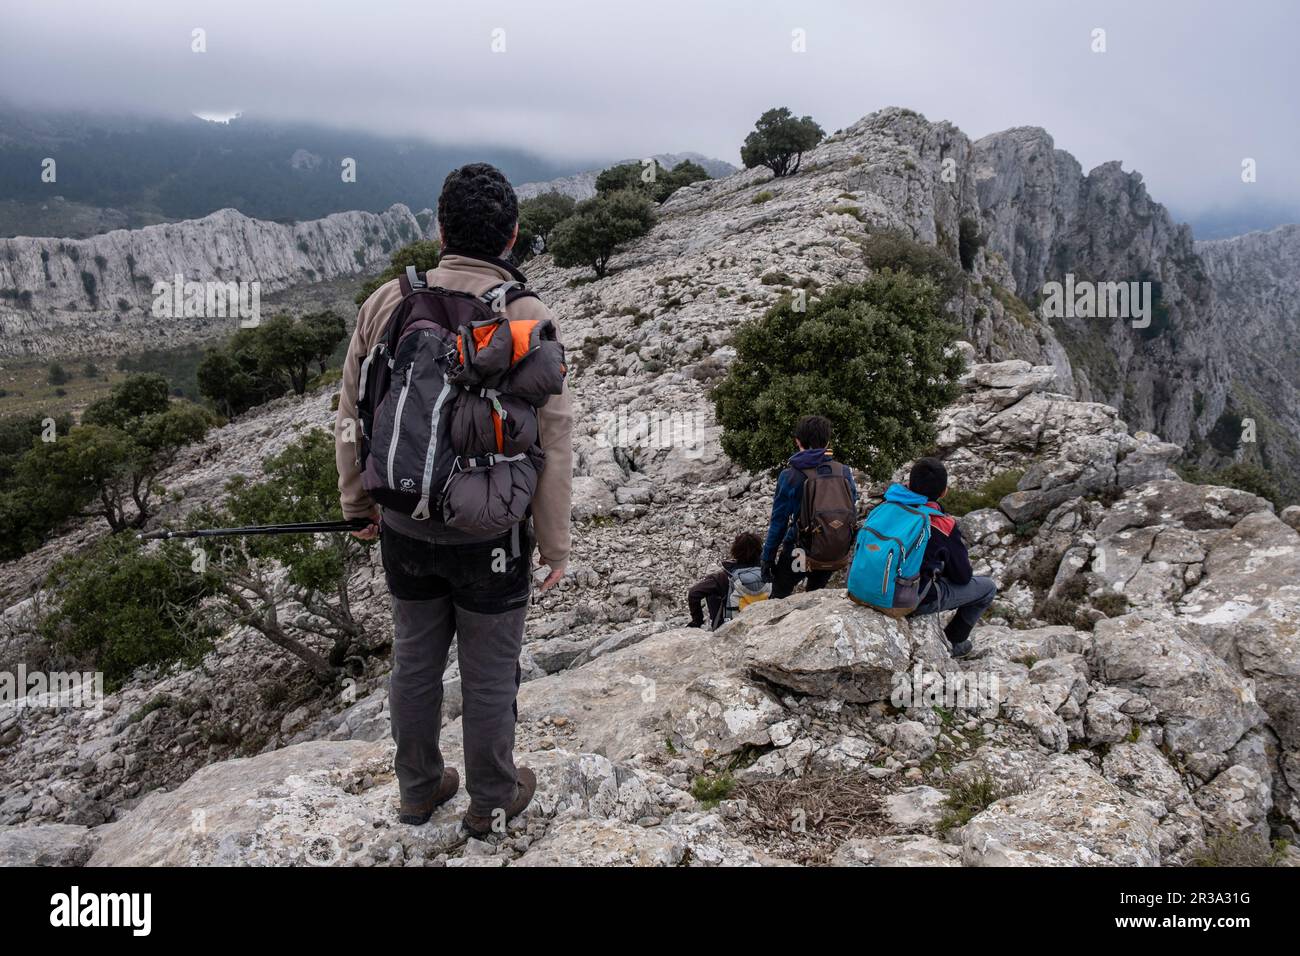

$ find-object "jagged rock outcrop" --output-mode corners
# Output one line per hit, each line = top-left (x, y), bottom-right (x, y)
(961, 754), (1163, 866)
(0, 823), (98, 866)
(0, 203), (421, 356)
(1196, 224), (1300, 501)
(973, 127), (1231, 454)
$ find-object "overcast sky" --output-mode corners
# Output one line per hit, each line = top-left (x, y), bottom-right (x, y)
(2, 0), (1296, 221)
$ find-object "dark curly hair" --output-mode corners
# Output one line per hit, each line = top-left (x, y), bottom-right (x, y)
(730, 532), (763, 566)
(437, 163), (519, 259)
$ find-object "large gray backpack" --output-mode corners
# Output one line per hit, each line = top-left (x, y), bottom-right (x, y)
(355, 267), (566, 537)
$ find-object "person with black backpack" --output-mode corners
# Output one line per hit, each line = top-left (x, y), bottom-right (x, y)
(760, 415), (859, 599)
(686, 532), (769, 629)
(334, 164), (572, 836)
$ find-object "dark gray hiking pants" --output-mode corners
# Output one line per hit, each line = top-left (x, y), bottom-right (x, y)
(381, 522), (531, 817)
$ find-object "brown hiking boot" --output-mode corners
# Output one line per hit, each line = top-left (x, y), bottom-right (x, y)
(398, 768), (460, 826)
(462, 767), (537, 837)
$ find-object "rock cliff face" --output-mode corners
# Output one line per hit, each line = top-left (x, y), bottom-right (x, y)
(1196, 225), (1300, 500)
(0, 204), (421, 356)
(972, 127), (1231, 455)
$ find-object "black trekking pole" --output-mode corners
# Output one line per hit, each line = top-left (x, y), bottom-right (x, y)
(137, 518), (374, 541)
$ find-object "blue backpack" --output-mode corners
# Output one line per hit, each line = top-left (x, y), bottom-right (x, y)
(847, 484), (940, 617)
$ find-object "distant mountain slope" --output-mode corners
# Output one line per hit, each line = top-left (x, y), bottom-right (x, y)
(0, 106), (588, 235)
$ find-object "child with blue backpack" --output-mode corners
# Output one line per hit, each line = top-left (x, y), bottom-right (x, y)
(847, 457), (996, 658)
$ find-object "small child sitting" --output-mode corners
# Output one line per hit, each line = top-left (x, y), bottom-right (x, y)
(687, 532), (769, 630)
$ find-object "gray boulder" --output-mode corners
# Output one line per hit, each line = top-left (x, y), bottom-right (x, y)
(0, 824), (98, 866)
(1088, 614), (1267, 755)
(961, 755), (1161, 866)
(741, 590), (951, 701)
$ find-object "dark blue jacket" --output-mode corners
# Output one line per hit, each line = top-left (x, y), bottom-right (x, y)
(762, 448), (859, 562)
(918, 505), (973, 586)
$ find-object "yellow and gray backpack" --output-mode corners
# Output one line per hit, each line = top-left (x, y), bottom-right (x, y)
(712, 566), (771, 629)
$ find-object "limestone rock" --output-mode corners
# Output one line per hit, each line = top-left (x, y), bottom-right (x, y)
(0, 824), (98, 866)
(740, 590), (950, 701)
(883, 786), (948, 831)
(833, 834), (962, 866)
(0, 205), (421, 357)
(961, 756), (1162, 866)
(1193, 764), (1272, 842)
(1088, 614), (1266, 755)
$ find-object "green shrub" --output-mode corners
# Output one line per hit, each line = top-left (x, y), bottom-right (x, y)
(39, 536), (219, 690)
(942, 469), (1023, 516)
(1190, 831), (1290, 868)
(1033, 577), (1088, 627)
(1026, 544), (1068, 590)
(21, 373), (214, 532)
(690, 773), (736, 808)
(751, 190), (775, 205)
(114, 345), (206, 402)
(355, 240), (440, 306)
(197, 429), (379, 678)
(595, 160), (709, 204)
(1093, 590), (1129, 618)
(711, 273), (964, 480)
(861, 230), (964, 301)
(517, 192), (577, 258)
(198, 311), (344, 415)
(549, 190), (656, 279)
(47, 363), (70, 386)
(938, 774), (1020, 832)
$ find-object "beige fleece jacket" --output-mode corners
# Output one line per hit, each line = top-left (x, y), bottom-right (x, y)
(334, 254), (573, 571)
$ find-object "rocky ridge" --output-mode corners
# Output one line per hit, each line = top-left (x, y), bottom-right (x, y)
(971, 127), (1230, 455)
(0, 203), (422, 356)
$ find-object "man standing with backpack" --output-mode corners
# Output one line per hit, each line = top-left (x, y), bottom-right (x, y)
(760, 415), (859, 599)
(334, 164), (572, 835)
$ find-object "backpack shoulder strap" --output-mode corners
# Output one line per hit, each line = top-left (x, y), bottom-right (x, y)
(399, 266), (428, 295)
(480, 280), (539, 313)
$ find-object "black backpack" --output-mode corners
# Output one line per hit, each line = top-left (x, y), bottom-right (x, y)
(355, 267), (566, 535)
